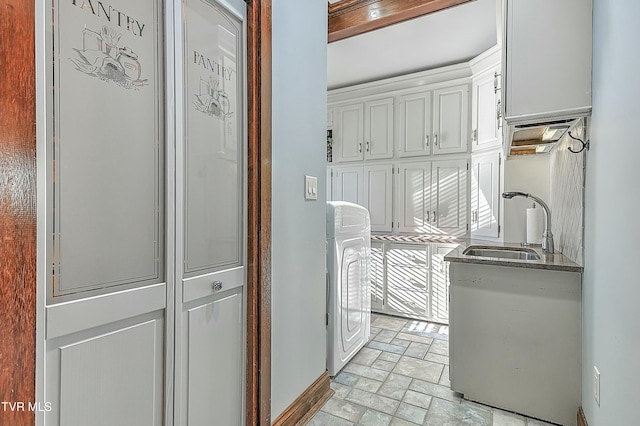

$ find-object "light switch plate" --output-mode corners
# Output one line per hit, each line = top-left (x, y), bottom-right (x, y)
(305, 175), (318, 201)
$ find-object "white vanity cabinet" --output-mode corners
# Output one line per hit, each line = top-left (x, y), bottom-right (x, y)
(370, 241), (385, 311)
(370, 241), (458, 323)
(396, 159), (468, 236)
(335, 97), (394, 163)
(385, 244), (430, 319)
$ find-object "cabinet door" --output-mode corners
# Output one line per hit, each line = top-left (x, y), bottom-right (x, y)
(337, 103), (364, 162)
(398, 92), (432, 157)
(364, 98), (394, 160)
(327, 105), (335, 128)
(396, 162), (431, 233)
(504, 0), (592, 121)
(364, 164), (393, 232)
(370, 242), (385, 311)
(178, 1), (246, 424)
(334, 166), (364, 206)
(326, 166), (334, 201)
(385, 244), (429, 319)
(433, 84), (469, 155)
(430, 243), (457, 322)
(472, 70), (502, 151)
(471, 151), (501, 238)
(430, 159), (468, 236)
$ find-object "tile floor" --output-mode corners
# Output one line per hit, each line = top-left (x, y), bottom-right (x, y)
(305, 313), (558, 426)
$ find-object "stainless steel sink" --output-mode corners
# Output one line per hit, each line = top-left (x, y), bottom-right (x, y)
(462, 246), (541, 261)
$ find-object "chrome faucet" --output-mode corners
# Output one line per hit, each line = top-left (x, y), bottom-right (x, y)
(502, 191), (555, 254)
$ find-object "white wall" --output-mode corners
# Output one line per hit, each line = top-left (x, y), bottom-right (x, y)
(502, 155), (550, 244)
(583, 0), (640, 423)
(271, 0), (329, 419)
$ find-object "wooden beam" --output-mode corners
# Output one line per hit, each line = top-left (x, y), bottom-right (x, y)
(246, 0), (272, 425)
(329, 0), (475, 43)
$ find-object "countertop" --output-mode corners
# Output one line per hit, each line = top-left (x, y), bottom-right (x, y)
(444, 240), (583, 273)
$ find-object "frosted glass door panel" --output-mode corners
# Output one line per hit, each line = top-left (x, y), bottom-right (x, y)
(51, 0), (164, 299)
(184, 0), (243, 277)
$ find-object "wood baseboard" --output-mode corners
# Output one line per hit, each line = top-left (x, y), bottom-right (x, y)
(578, 407), (588, 426)
(272, 372), (333, 426)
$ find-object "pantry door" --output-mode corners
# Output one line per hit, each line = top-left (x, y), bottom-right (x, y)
(174, 0), (247, 424)
(42, 0), (167, 425)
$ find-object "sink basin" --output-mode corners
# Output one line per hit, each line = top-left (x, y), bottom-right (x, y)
(462, 246), (541, 261)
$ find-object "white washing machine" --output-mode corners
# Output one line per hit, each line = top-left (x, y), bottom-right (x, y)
(326, 201), (371, 377)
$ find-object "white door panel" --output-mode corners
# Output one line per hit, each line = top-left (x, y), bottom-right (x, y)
(43, 0), (166, 423)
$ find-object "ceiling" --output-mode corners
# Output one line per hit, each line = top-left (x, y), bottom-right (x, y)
(327, 0), (498, 90)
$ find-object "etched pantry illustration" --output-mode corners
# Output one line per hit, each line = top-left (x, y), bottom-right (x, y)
(70, 25), (147, 89)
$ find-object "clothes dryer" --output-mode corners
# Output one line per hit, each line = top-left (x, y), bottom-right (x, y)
(326, 201), (371, 376)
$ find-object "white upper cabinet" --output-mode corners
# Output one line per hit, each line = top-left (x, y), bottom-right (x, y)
(432, 85), (469, 155)
(398, 92), (432, 158)
(503, 0), (592, 123)
(471, 66), (502, 152)
(398, 84), (469, 157)
(336, 103), (365, 163)
(364, 98), (394, 160)
(327, 106), (335, 128)
(336, 98), (394, 163)
(471, 151), (501, 238)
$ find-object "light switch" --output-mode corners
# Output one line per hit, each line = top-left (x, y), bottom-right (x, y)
(305, 175), (318, 201)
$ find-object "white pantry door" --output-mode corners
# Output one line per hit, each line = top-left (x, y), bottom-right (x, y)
(175, 0), (247, 425)
(43, 0), (166, 425)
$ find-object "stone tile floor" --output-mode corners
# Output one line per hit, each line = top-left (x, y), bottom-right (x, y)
(305, 313), (557, 426)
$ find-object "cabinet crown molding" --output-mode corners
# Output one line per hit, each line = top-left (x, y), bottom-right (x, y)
(328, 62), (471, 103)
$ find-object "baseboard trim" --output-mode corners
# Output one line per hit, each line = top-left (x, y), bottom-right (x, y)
(578, 407), (588, 426)
(272, 371), (333, 426)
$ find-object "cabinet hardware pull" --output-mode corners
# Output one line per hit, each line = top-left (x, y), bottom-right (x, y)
(366, 141), (370, 152)
(212, 281), (223, 291)
(494, 72), (502, 94)
(432, 211), (436, 223)
(434, 134), (438, 146)
(472, 129), (477, 142)
(358, 142), (362, 153)
(425, 135), (429, 148)
(496, 99), (502, 130)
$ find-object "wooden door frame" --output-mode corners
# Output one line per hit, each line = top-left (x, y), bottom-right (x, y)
(246, 1), (272, 425)
(0, 1), (37, 425)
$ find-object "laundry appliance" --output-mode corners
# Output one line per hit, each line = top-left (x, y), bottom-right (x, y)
(326, 201), (371, 376)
